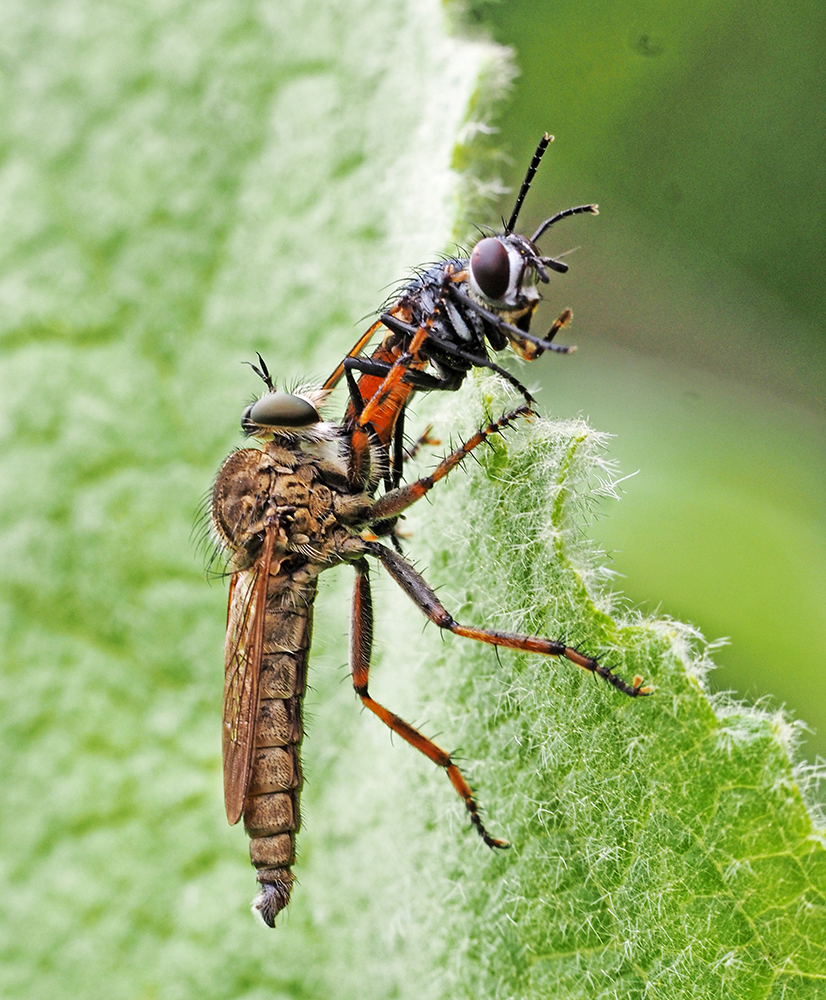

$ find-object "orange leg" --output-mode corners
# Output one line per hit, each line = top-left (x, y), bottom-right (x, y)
(355, 323), (430, 431)
(368, 543), (652, 699)
(350, 559), (508, 849)
(509, 307), (573, 361)
(547, 307), (573, 341)
(350, 272), (455, 441)
(536, 307), (573, 359)
(402, 424), (439, 464)
(369, 404), (533, 523)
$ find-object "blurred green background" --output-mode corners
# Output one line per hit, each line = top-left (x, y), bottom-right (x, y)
(470, 0), (826, 761)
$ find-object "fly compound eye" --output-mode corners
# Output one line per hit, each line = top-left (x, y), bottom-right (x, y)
(241, 404), (255, 426)
(469, 237), (511, 301)
(249, 392), (320, 427)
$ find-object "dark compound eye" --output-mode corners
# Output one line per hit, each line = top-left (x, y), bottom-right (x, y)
(470, 237), (511, 301)
(249, 392), (320, 427)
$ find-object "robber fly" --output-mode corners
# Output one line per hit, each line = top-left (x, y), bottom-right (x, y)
(210, 360), (651, 926)
(323, 133), (598, 488)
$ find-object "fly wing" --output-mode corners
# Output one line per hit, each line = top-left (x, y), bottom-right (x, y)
(222, 528), (275, 825)
(322, 316), (385, 391)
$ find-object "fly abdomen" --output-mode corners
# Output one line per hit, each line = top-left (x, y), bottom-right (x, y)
(243, 589), (314, 926)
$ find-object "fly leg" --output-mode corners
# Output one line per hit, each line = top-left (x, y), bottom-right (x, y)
(323, 317), (386, 391)
(366, 542), (652, 699)
(341, 321), (441, 492)
(355, 321), (432, 431)
(402, 424), (439, 465)
(323, 313), (460, 398)
(381, 418), (443, 551)
(514, 307), (573, 362)
(446, 283), (576, 358)
(351, 270), (464, 435)
(386, 403), (412, 494)
(383, 313), (537, 404)
(369, 404), (533, 523)
(381, 414), (441, 552)
(343, 353), (454, 395)
(350, 559), (508, 849)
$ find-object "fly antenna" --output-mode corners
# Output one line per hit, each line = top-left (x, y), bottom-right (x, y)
(530, 203), (599, 244)
(246, 353), (275, 391)
(504, 132), (553, 235)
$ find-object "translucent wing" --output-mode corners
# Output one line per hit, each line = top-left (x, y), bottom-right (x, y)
(222, 528), (275, 825)
(322, 316), (385, 391)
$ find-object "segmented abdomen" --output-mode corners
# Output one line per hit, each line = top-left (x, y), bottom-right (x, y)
(244, 579), (316, 927)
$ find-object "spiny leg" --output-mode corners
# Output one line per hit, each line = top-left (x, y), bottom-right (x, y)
(367, 543), (652, 698)
(402, 424), (439, 465)
(350, 559), (508, 849)
(369, 404), (533, 523)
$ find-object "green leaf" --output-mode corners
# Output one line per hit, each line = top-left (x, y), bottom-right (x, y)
(395, 379), (826, 998)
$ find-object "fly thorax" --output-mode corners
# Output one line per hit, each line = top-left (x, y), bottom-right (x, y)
(212, 448), (273, 555)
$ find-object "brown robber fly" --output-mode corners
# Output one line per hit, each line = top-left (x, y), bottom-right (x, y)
(323, 133), (598, 489)
(210, 358), (651, 926)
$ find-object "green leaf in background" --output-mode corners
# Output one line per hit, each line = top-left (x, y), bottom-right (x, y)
(1, 1), (824, 998)
(0, 0), (503, 994)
